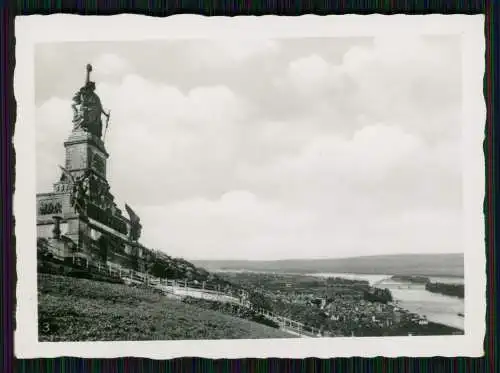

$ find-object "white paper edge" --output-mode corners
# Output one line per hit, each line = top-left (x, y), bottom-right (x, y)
(13, 14), (486, 359)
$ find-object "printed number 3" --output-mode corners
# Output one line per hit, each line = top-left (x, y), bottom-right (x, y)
(42, 322), (50, 333)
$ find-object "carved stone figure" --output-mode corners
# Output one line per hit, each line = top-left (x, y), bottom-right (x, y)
(52, 216), (62, 239)
(70, 171), (91, 215)
(71, 64), (110, 139)
(125, 204), (142, 242)
(91, 153), (105, 174)
(38, 201), (62, 215)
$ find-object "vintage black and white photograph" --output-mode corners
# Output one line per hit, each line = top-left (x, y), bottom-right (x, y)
(15, 15), (485, 358)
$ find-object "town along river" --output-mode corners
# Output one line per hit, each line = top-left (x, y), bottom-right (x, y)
(309, 273), (465, 331)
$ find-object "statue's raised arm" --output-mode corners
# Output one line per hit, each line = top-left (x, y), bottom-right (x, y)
(85, 63), (92, 84)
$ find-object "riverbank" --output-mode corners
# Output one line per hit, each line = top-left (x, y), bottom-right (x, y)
(304, 272), (465, 331)
(425, 282), (464, 298)
(218, 271), (463, 337)
(380, 284), (464, 331)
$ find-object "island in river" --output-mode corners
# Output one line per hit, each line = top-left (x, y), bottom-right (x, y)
(389, 275), (465, 299)
(425, 282), (464, 299)
(194, 254), (465, 332)
(391, 275), (431, 284)
(216, 271), (463, 337)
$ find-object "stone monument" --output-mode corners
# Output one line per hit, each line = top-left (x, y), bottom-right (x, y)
(36, 64), (148, 270)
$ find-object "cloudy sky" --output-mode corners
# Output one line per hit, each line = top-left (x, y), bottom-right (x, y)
(35, 36), (463, 260)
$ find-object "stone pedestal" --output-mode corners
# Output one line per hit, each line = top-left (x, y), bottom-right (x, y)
(36, 128), (139, 265)
(64, 130), (108, 179)
(37, 69), (143, 269)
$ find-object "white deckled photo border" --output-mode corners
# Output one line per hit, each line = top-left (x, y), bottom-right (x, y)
(14, 14), (485, 359)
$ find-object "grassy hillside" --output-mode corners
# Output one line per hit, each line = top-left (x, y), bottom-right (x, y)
(193, 254), (464, 277)
(38, 274), (293, 341)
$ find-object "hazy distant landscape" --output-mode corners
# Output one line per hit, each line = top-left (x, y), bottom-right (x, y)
(193, 254), (464, 278)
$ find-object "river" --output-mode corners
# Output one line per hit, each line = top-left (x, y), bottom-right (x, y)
(309, 272), (465, 331)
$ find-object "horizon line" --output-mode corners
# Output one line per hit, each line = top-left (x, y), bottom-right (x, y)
(189, 252), (465, 262)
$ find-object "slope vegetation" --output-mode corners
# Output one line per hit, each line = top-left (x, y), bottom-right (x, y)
(38, 274), (293, 341)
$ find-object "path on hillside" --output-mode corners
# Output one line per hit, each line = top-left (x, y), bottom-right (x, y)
(116, 267), (319, 338)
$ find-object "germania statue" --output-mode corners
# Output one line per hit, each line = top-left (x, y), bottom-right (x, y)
(71, 64), (110, 139)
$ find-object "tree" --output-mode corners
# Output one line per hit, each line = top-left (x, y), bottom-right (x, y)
(150, 261), (168, 278)
(248, 292), (273, 311)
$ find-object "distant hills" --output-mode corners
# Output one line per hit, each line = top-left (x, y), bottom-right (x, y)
(193, 253), (464, 278)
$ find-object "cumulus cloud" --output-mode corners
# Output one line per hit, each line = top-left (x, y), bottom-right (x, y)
(35, 36), (463, 260)
(280, 35), (461, 139)
(288, 54), (332, 90)
(92, 53), (133, 77)
(36, 98), (73, 190)
(185, 39), (280, 68)
(135, 193), (461, 260)
(36, 74), (253, 204)
(138, 191), (320, 260)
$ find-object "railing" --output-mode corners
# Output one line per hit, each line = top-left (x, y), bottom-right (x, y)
(61, 258), (317, 338)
